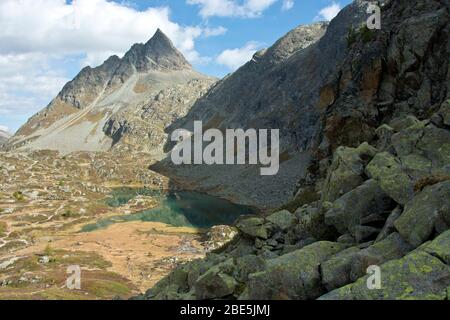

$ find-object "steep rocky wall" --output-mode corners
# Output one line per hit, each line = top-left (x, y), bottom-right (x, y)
(153, 0), (449, 210)
(137, 0), (450, 301)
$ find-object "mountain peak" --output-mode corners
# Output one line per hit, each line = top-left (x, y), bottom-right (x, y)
(147, 28), (172, 46)
(119, 28), (191, 72)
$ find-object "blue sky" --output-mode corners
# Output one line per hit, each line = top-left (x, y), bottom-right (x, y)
(0, 0), (352, 133)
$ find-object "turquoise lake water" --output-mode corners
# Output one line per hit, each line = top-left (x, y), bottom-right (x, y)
(81, 188), (254, 232)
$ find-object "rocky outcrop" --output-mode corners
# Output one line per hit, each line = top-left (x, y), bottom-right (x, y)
(244, 241), (346, 300)
(320, 231), (450, 300)
(138, 106), (450, 299)
(394, 181), (450, 247)
(135, 0), (450, 300)
(324, 179), (394, 242)
(321, 143), (377, 203)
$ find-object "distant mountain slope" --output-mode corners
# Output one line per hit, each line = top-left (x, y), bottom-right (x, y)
(0, 129), (11, 145)
(6, 29), (215, 155)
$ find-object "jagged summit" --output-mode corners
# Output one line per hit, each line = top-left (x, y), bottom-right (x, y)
(122, 29), (192, 72)
(146, 28), (175, 48)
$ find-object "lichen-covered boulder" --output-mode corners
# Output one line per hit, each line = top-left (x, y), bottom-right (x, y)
(419, 230), (450, 265)
(246, 241), (346, 300)
(348, 233), (413, 281)
(194, 259), (237, 299)
(234, 255), (266, 283)
(366, 152), (415, 205)
(388, 115), (421, 132)
(321, 233), (412, 291)
(322, 142), (378, 203)
(266, 210), (297, 231)
(416, 126), (450, 174)
(319, 231), (450, 300)
(395, 181), (450, 247)
(236, 217), (268, 239)
(321, 247), (361, 291)
(324, 179), (394, 241)
(391, 123), (450, 177)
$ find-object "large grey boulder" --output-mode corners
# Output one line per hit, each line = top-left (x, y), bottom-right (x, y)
(325, 179), (394, 241)
(321, 233), (412, 291)
(395, 181), (450, 247)
(319, 231), (450, 300)
(234, 255), (266, 283)
(348, 233), (413, 281)
(236, 217), (269, 239)
(367, 121), (450, 207)
(194, 259), (237, 299)
(320, 247), (361, 291)
(366, 152), (415, 205)
(322, 143), (378, 203)
(388, 115), (421, 132)
(266, 210), (297, 231)
(246, 241), (346, 300)
(391, 123), (450, 177)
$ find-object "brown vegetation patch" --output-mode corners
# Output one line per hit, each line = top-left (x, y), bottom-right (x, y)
(134, 83), (149, 94)
(414, 175), (450, 192)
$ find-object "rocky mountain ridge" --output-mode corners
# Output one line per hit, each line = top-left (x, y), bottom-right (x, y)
(5, 29), (215, 156)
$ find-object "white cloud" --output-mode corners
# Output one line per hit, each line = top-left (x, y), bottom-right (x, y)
(217, 41), (262, 70)
(0, 0), (226, 128)
(281, 0), (294, 11)
(203, 26), (228, 37)
(0, 53), (69, 117)
(315, 2), (342, 21)
(187, 0), (278, 18)
(0, 0), (219, 65)
(0, 125), (10, 133)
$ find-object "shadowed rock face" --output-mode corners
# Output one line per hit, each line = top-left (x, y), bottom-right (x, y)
(154, 2), (371, 208)
(6, 29), (215, 155)
(137, 0), (450, 301)
(153, 0), (450, 209)
(164, 22), (333, 152)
